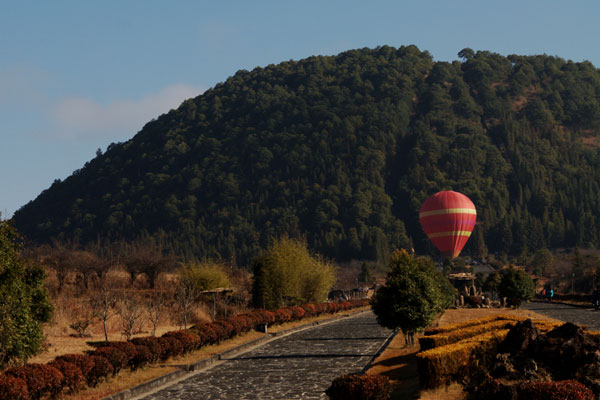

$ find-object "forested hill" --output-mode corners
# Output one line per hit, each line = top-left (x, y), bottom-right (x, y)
(12, 46), (600, 264)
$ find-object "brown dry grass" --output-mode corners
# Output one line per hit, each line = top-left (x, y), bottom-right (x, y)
(56, 307), (369, 400)
(366, 306), (562, 400)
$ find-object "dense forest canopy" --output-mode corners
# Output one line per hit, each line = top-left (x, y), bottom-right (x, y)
(12, 46), (600, 264)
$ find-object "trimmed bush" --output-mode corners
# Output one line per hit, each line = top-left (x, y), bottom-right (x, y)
(325, 374), (390, 400)
(209, 323), (228, 342)
(162, 336), (184, 357)
(5, 364), (64, 400)
(0, 373), (29, 400)
(192, 323), (219, 345)
(93, 347), (128, 374)
(130, 337), (163, 363)
(54, 354), (95, 382)
(130, 345), (152, 370)
(86, 355), (114, 387)
(107, 341), (137, 363)
(424, 315), (521, 336)
(47, 359), (84, 393)
(0, 298), (369, 400)
(290, 306), (306, 320)
(163, 331), (202, 353)
(419, 320), (517, 351)
(417, 329), (509, 388)
(302, 303), (317, 315)
(315, 302), (329, 313)
(274, 309), (292, 323)
(214, 320), (235, 339)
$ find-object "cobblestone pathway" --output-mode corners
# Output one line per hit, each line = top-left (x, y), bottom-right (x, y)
(139, 312), (392, 400)
(524, 301), (600, 330)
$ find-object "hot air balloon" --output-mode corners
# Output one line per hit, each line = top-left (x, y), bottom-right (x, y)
(419, 190), (477, 259)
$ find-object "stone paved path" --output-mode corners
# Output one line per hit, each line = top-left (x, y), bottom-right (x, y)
(524, 301), (600, 330)
(138, 312), (392, 400)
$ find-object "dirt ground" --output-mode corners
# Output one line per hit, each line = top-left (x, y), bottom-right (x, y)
(366, 306), (563, 400)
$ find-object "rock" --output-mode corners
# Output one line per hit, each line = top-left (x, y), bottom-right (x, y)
(532, 322), (596, 379)
(500, 319), (540, 355)
(490, 353), (517, 378)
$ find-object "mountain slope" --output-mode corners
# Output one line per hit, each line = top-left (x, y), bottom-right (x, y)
(13, 46), (600, 263)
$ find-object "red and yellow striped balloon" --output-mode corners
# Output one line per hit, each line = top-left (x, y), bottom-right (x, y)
(419, 191), (477, 259)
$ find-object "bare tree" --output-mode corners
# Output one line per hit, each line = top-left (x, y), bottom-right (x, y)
(175, 280), (198, 329)
(145, 290), (169, 337)
(90, 277), (118, 342)
(69, 298), (95, 337)
(118, 295), (144, 340)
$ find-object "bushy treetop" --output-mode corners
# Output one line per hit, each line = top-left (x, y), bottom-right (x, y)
(0, 221), (53, 367)
(371, 250), (454, 334)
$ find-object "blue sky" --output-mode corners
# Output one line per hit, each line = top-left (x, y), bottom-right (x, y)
(1, 1), (599, 218)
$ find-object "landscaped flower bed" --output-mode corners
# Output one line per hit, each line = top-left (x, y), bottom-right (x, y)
(417, 316), (600, 398)
(0, 299), (369, 399)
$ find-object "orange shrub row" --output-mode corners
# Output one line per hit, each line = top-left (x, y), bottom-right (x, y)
(417, 329), (509, 388)
(0, 299), (369, 399)
(419, 320), (517, 351)
(423, 314), (522, 336)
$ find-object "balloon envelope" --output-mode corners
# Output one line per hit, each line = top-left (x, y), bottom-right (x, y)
(419, 191), (477, 258)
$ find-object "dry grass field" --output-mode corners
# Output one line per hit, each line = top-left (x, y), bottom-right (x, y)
(366, 307), (562, 400)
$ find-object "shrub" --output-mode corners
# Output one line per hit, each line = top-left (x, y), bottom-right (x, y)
(247, 310), (274, 325)
(86, 355), (114, 387)
(419, 320), (517, 351)
(107, 341), (137, 362)
(192, 323), (219, 345)
(0, 373), (29, 400)
(518, 380), (594, 400)
(93, 347), (128, 374)
(130, 337), (162, 363)
(130, 345), (152, 370)
(5, 364), (64, 400)
(424, 315), (520, 336)
(47, 360), (84, 393)
(252, 237), (335, 309)
(325, 374), (391, 400)
(214, 321), (235, 339)
(177, 262), (230, 292)
(163, 331), (202, 353)
(290, 306), (306, 320)
(55, 354), (95, 380)
(274, 309), (292, 323)
(162, 336), (184, 357)
(416, 329), (509, 388)
(234, 315), (254, 332)
(498, 266), (535, 308)
(209, 323), (228, 342)
(315, 302), (329, 313)
(226, 317), (247, 335)
(302, 303), (317, 316)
